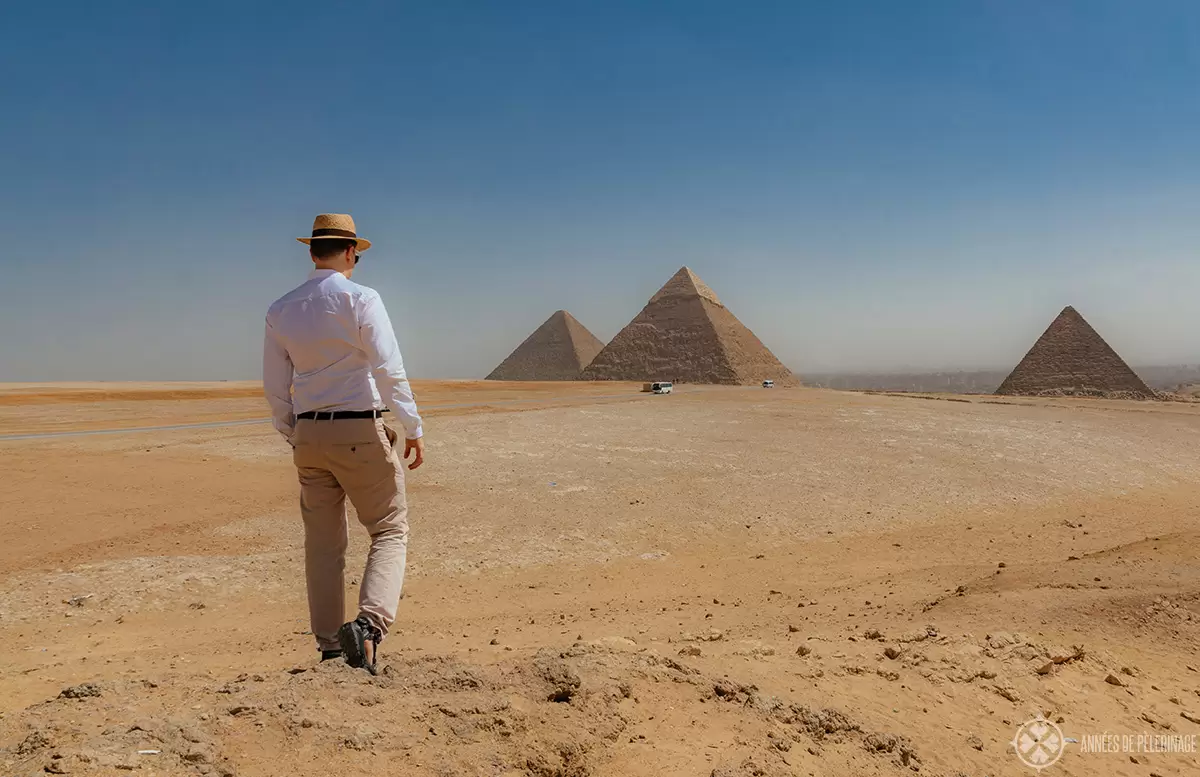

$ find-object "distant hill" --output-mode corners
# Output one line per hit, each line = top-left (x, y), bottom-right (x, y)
(804, 365), (1200, 394)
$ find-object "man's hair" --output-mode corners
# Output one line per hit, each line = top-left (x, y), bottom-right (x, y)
(309, 238), (355, 260)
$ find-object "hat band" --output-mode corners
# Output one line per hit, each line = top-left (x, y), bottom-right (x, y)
(311, 228), (357, 238)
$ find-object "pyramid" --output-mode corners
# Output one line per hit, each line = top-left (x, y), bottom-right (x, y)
(486, 310), (605, 381)
(579, 267), (798, 385)
(995, 306), (1154, 399)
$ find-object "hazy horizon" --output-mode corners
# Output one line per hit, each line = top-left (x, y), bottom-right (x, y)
(2, 2), (1198, 382)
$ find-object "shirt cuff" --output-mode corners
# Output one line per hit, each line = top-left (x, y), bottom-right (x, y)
(406, 423), (423, 440)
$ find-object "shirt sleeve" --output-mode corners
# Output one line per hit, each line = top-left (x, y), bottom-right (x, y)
(262, 316), (296, 442)
(358, 292), (423, 439)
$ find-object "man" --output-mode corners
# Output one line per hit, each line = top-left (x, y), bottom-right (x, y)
(263, 213), (424, 674)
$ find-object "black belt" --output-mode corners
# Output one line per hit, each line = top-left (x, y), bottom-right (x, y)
(296, 409), (385, 421)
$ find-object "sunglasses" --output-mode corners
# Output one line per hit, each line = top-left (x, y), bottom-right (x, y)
(354, 252), (362, 265)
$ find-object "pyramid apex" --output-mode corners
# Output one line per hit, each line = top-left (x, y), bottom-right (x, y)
(650, 266), (721, 305)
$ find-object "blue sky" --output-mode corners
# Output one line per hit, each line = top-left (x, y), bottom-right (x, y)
(1, 1), (1198, 379)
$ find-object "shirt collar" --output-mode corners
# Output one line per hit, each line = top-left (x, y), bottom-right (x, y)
(308, 268), (341, 280)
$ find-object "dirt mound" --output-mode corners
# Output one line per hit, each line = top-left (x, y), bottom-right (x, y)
(579, 267), (796, 386)
(1, 644), (920, 777)
(996, 306), (1155, 399)
(487, 311), (606, 381)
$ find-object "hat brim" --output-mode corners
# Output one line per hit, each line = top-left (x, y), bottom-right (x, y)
(297, 236), (372, 251)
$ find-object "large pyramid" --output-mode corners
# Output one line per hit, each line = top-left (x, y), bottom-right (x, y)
(486, 310), (605, 381)
(579, 267), (797, 385)
(995, 306), (1154, 399)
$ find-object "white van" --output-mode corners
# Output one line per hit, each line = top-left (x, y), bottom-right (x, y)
(762, 380), (774, 388)
(651, 381), (673, 394)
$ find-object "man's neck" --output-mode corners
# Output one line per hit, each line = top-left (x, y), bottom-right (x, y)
(312, 264), (351, 278)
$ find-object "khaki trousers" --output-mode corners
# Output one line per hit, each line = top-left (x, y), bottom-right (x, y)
(292, 417), (409, 652)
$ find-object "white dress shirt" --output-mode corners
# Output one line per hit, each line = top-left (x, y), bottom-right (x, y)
(263, 269), (423, 442)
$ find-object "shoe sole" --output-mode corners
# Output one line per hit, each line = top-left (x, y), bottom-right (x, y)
(338, 621), (367, 669)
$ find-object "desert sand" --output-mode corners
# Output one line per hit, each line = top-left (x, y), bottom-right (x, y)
(1, 382), (1198, 777)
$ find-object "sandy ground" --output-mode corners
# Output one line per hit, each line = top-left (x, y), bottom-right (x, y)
(1, 382), (1198, 777)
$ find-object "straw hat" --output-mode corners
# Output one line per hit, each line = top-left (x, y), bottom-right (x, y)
(296, 213), (372, 251)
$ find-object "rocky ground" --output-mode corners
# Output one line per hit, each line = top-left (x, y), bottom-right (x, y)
(1, 382), (1198, 776)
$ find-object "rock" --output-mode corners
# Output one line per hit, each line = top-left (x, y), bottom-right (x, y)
(796, 645), (812, 657)
(883, 646), (902, 660)
(489, 638), (499, 645)
(679, 646), (702, 657)
(712, 680), (758, 704)
(864, 629), (883, 640)
(993, 685), (1021, 703)
(343, 726), (376, 751)
(863, 731), (916, 765)
(788, 625), (800, 633)
(966, 734), (984, 751)
(58, 683), (101, 699)
(16, 730), (52, 754)
(997, 562), (1006, 568)
(176, 725), (207, 744)
(1105, 674), (1125, 687)
(1121, 666), (1137, 677)
(986, 632), (1018, 649)
(1182, 712), (1200, 725)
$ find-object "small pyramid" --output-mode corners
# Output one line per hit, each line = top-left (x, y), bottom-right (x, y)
(579, 267), (797, 385)
(486, 310), (605, 381)
(996, 306), (1154, 399)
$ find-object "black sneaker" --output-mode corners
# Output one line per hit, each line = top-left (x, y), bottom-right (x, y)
(338, 616), (382, 675)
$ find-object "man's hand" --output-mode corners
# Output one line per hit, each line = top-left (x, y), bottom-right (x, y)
(404, 437), (424, 470)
